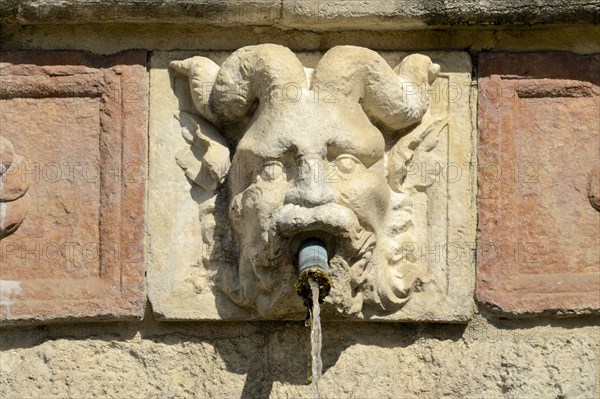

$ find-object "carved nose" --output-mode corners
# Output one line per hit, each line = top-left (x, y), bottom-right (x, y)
(284, 158), (335, 207)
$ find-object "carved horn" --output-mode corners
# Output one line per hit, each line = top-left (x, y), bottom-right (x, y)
(171, 44), (308, 143)
(209, 44), (308, 124)
(170, 56), (220, 126)
(313, 46), (440, 133)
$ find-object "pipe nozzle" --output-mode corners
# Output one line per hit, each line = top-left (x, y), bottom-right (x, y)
(295, 238), (332, 304)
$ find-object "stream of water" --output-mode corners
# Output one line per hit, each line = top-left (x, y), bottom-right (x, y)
(308, 278), (322, 399)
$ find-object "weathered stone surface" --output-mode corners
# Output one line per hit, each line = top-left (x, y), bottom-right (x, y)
(1, 0), (598, 28)
(0, 51), (147, 324)
(148, 48), (475, 322)
(3, 24), (599, 57)
(281, 0), (600, 30)
(0, 316), (597, 398)
(477, 52), (600, 315)
(0, 0), (281, 25)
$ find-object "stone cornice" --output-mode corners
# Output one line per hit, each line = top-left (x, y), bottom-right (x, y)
(1, 0), (598, 29)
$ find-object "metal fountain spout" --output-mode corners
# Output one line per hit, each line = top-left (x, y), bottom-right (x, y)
(294, 237), (331, 398)
(295, 238), (332, 307)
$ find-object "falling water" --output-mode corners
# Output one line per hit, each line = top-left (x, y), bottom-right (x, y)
(308, 278), (322, 399)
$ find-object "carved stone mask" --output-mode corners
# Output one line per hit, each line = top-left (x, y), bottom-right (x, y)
(171, 44), (441, 318)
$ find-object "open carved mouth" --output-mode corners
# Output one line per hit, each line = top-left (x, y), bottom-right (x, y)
(269, 202), (373, 261)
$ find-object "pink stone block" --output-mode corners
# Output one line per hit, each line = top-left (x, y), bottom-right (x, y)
(477, 53), (600, 315)
(0, 51), (147, 324)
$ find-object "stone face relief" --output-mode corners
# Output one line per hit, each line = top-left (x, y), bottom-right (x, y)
(0, 136), (30, 239)
(148, 46), (475, 321)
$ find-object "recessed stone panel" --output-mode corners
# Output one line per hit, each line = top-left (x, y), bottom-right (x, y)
(477, 52), (600, 315)
(148, 48), (475, 322)
(0, 51), (147, 324)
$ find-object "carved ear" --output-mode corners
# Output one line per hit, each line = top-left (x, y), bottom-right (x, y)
(385, 117), (447, 193)
(313, 46), (440, 135)
(175, 111), (231, 193)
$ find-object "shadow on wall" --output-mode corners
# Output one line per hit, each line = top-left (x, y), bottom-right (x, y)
(2, 303), (599, 398)
(0, 302), (469, 398)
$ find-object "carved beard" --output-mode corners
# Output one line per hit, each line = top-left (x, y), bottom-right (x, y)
(341, 189), (428, 317)
(212, 187), (423, 318)
(232, 241), (302, 318)
(328, 231), (418, 318)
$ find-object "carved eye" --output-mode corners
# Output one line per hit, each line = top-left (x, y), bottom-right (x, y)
(335, 154), (362, 174)
(261, 161), (285, 182)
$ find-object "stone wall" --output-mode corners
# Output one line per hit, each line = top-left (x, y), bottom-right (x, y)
(1, 314), (598, 398)
(1, 1), (599, 398)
